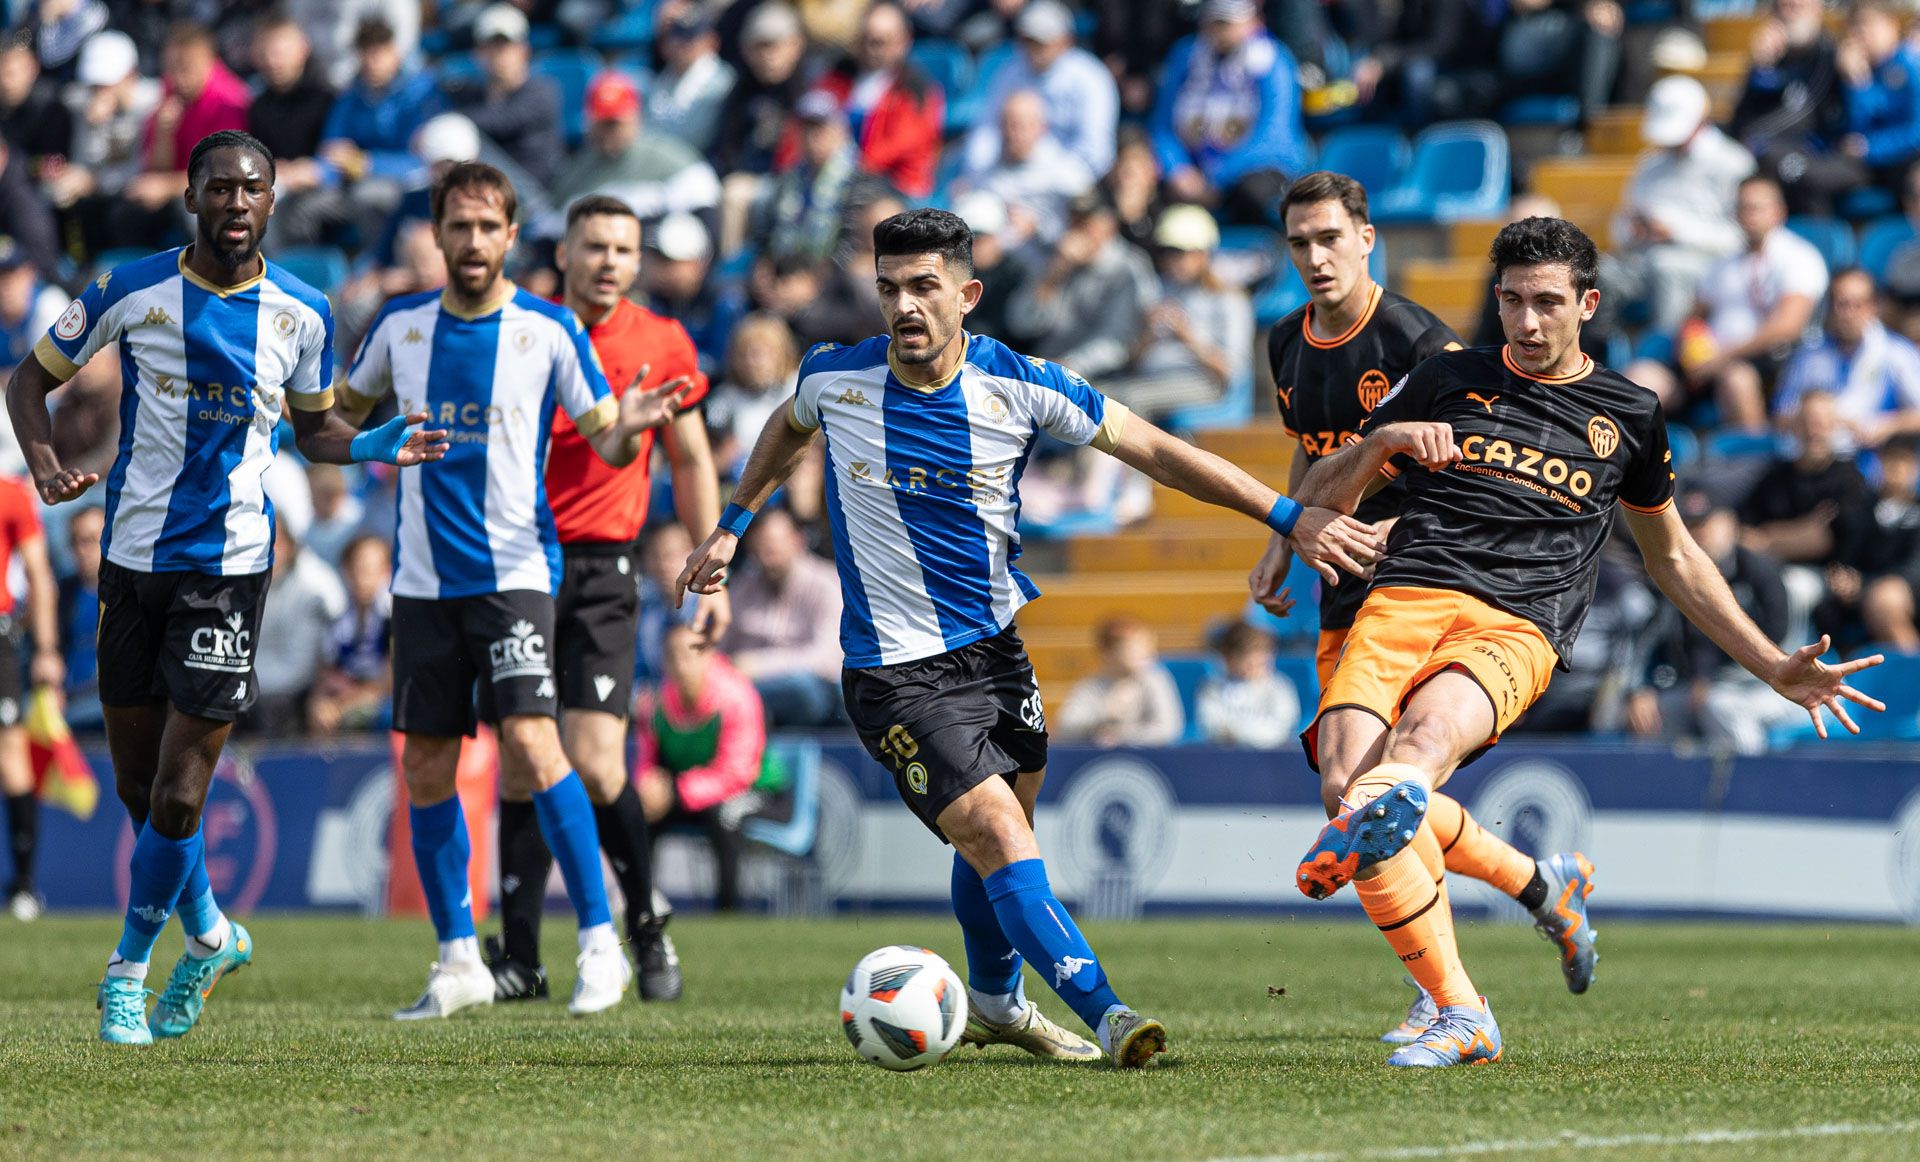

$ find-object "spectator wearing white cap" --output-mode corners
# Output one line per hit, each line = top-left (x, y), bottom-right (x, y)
(647, 1), (737, 155)
(1611, 74), (1755, 334)
(953, 189), (1039, 342)
(49, 31), (154, 254)
(1150, 0), (1310, 226)
(1099, 203), (1252, 419)
(444, 3), (564, 185)
(963, 0), (1119, 178)
(547, 71), (721, 221)
(643, 210), (746, 378)
(952, 88), (1095, 246)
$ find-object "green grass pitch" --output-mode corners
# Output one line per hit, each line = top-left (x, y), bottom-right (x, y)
(2, 914), (1917, 1160)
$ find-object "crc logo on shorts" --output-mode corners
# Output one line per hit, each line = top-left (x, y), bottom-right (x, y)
(1587, 415), (1621, 459)
(1018, 690), (1045, 732)
(185, 611), (253, 673)
(489, 619), (550, 681)
(1357, 369), (1392, 411)
(54, 299), (86, 341)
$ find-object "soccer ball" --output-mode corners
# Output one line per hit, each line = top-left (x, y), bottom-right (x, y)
(838, 945), (968, 1071)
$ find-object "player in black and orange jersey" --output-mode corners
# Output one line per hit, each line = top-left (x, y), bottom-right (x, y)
(1290, 216), (1884, 1069)
(487, 195), (723, 1006)
(1249, 173), (1590, 1046)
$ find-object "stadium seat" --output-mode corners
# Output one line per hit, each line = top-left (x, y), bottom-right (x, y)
(742, 738), (822, 858)
(1167, 368), (1255, 432)
(1255, 272), (1309, 326)
(1498, 95), (1581, 128)
(1274, 654), (1320, 712)
(1704, 429), (1784, 460)
(436, 53), (484, 89)
(1785, 215), (1856, 272)
(907, 40), (974, 135)
(535, 48), (603, 145)
(271, 246), (349, 294)
(89, 248), (150, 278)
(1313, 124), (1410, 201)
(1667, 423), (1701, 473)
(1372, 121), (1510, 224)
(1160, 657), (1219, 743)
(1858, 215), (1918, 281)
(1840, 186), (1898, 222)
(1767, 651), (1920, 747)
(593, 0), (657, 53)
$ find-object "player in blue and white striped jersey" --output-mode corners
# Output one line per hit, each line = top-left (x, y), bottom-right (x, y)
(5, 131), (449, 1045)
(680, 209), (1382, 1070)
(333, 162), (684, 1022)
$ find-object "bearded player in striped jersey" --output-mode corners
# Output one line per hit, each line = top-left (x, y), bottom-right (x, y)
(678, 208), (1383, 1068)
(1248, 172), (1603, 1047)
(6, 130), (450, 1044)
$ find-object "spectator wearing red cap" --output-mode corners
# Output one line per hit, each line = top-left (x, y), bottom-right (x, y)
(548, 71), (720, 221)
(796, 2), (942, 198)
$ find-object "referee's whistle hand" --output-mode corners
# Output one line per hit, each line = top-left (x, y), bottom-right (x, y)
(36, 469), (97, 504)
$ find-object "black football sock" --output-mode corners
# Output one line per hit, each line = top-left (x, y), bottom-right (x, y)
(5, 792), (35, 894)
(497, 799), (552, 968)
(593, 783), (657, 934)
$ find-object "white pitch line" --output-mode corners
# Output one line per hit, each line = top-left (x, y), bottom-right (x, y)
(1212, 1120), (1920, 1162)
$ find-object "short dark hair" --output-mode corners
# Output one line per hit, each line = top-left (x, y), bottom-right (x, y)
(1490, 216), (1599, 295)
(1213, 620), (1275, 658)
(432, 160), (518, 224)
(872, 207), (972, 276)
(1830, 264), (1877, 294)
(1883, 432), (1920, 458)
(564, 194), (638, 235)
(353, 16), (396, 50)
(164, 20), (216, 52)
(1279, 171), (1370, 228)
(1738, 173), (1784, 198)
(253, 7), (302, 36)
(188, 129), (275, 187)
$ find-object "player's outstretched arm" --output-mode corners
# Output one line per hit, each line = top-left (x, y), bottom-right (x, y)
(1295, 421), (1460, 514)
(292, 406), (450, 467)
(662, 407), (729, 645)
(675, 402), (818, 606)
(1107, 413), (1383, 585)
(6, 355), (95, 504)
(1625, 504), (1886, 737)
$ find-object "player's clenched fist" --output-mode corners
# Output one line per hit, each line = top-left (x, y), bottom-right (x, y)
(1370, 421), (1460, 471)
(1288, 510), (1385, 586)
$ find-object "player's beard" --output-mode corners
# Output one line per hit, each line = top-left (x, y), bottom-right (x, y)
(452, 252), (504, 298)
(890, 316), (951, 365)
(202, 220), (261, 270)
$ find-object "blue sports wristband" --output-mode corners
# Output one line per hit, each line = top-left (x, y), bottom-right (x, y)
(349, 414), (414, 465)
(1266, 495), (1303, 537)
(718, 503), (755, 538)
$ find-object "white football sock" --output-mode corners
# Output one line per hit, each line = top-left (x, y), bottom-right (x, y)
(968, 987), (1023, 1024)
(439, 936), (481, 967)
(578, 921), (619, 954)
(106, 955), (148, 982)
(1096, 1003), (1130, 1054)
(187, 916), (232, 959)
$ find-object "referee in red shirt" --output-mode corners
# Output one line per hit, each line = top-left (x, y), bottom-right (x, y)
(490, 195), (726, 1003)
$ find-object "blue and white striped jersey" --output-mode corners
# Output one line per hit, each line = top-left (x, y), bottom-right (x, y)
(346, 286), (616, 600)
(788, 333), (1130, 668)
(35, 249), (335, 575)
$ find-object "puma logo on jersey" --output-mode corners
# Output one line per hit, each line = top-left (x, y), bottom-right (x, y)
(1467, 392), (1500, 413)
(835, 388), (873, 406)
(401, 327), (425, 344)
(141, 307), (176, 327)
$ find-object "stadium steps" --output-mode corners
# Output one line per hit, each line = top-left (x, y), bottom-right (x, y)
(1448, 219), (1503, 262)
(1584, 107), (1645, 157)
(1396, 258), (1488, 337)
(1702, 15), (1764, 55)
(1527, 156), (1638, 245)
(1064, 520), (1271, 574)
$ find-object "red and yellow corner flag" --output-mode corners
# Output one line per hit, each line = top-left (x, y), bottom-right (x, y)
(28, 686), (97, 820)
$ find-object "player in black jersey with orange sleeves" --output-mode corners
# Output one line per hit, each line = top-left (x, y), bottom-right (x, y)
(1289, 216), (1884, 1070)
(1248, 173), (1590, 1048)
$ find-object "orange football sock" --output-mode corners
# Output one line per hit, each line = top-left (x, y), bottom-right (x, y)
(1340, 762), (1428, 814)
(1354, 837), (1479, 1009)
(1427, 793), (1538, 899)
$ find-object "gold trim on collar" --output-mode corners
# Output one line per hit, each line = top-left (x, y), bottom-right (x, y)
(439, 282), (517, 321)
(886, 333), (969, 393)
(177, 248), (264, 298)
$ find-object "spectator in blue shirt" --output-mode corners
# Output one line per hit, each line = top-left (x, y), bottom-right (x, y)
(276, 17), (441, 245)
(1149, 0), (1308, 226)
(962, 0), (1120, 178)
(1838, 0), (1920, 182)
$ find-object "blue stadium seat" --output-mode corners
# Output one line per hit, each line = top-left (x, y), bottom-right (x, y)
(271, 246), (349, 294)
(1858, 215), (1918, 281)
(742, 738), (821, 857)
(1167, 369), (1255, 432)
(593, 0), (657, 53)
(1705, 429), (1785, 460)
(1840, 186), (1898, 222)
(1313, 124), (1410, 201)
(1667, 423), (1701, 473)
(89, 248), (150, 277)
(1255, 272), (1309, 326)
(1274, 654), (1320, 713)
(436, 53), (484, 89)
(1498, 95), (1581, 128)
(535, 48), (603, 145)
(1160, 657), (1218, 743)
(908, 40), (975, 134)
(1372, 121), (1509, 224)
(1786, 215), (1856, 272)
(1767, 651), (1920, 747)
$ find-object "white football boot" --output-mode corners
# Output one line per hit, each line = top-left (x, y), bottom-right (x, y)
(394, 960), (496, 1021)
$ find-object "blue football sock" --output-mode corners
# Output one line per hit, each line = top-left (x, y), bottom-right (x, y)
(951, 853), (1022, 996)
(532, 772), (612, 930)
(984, 858), (1124, 1031)
(174, 838), (222, 937)
(115, 827), (202, 966)
(410, 795), (475, 942)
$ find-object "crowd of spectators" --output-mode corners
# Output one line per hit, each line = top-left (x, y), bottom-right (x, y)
(5, 0), (1920, 758)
